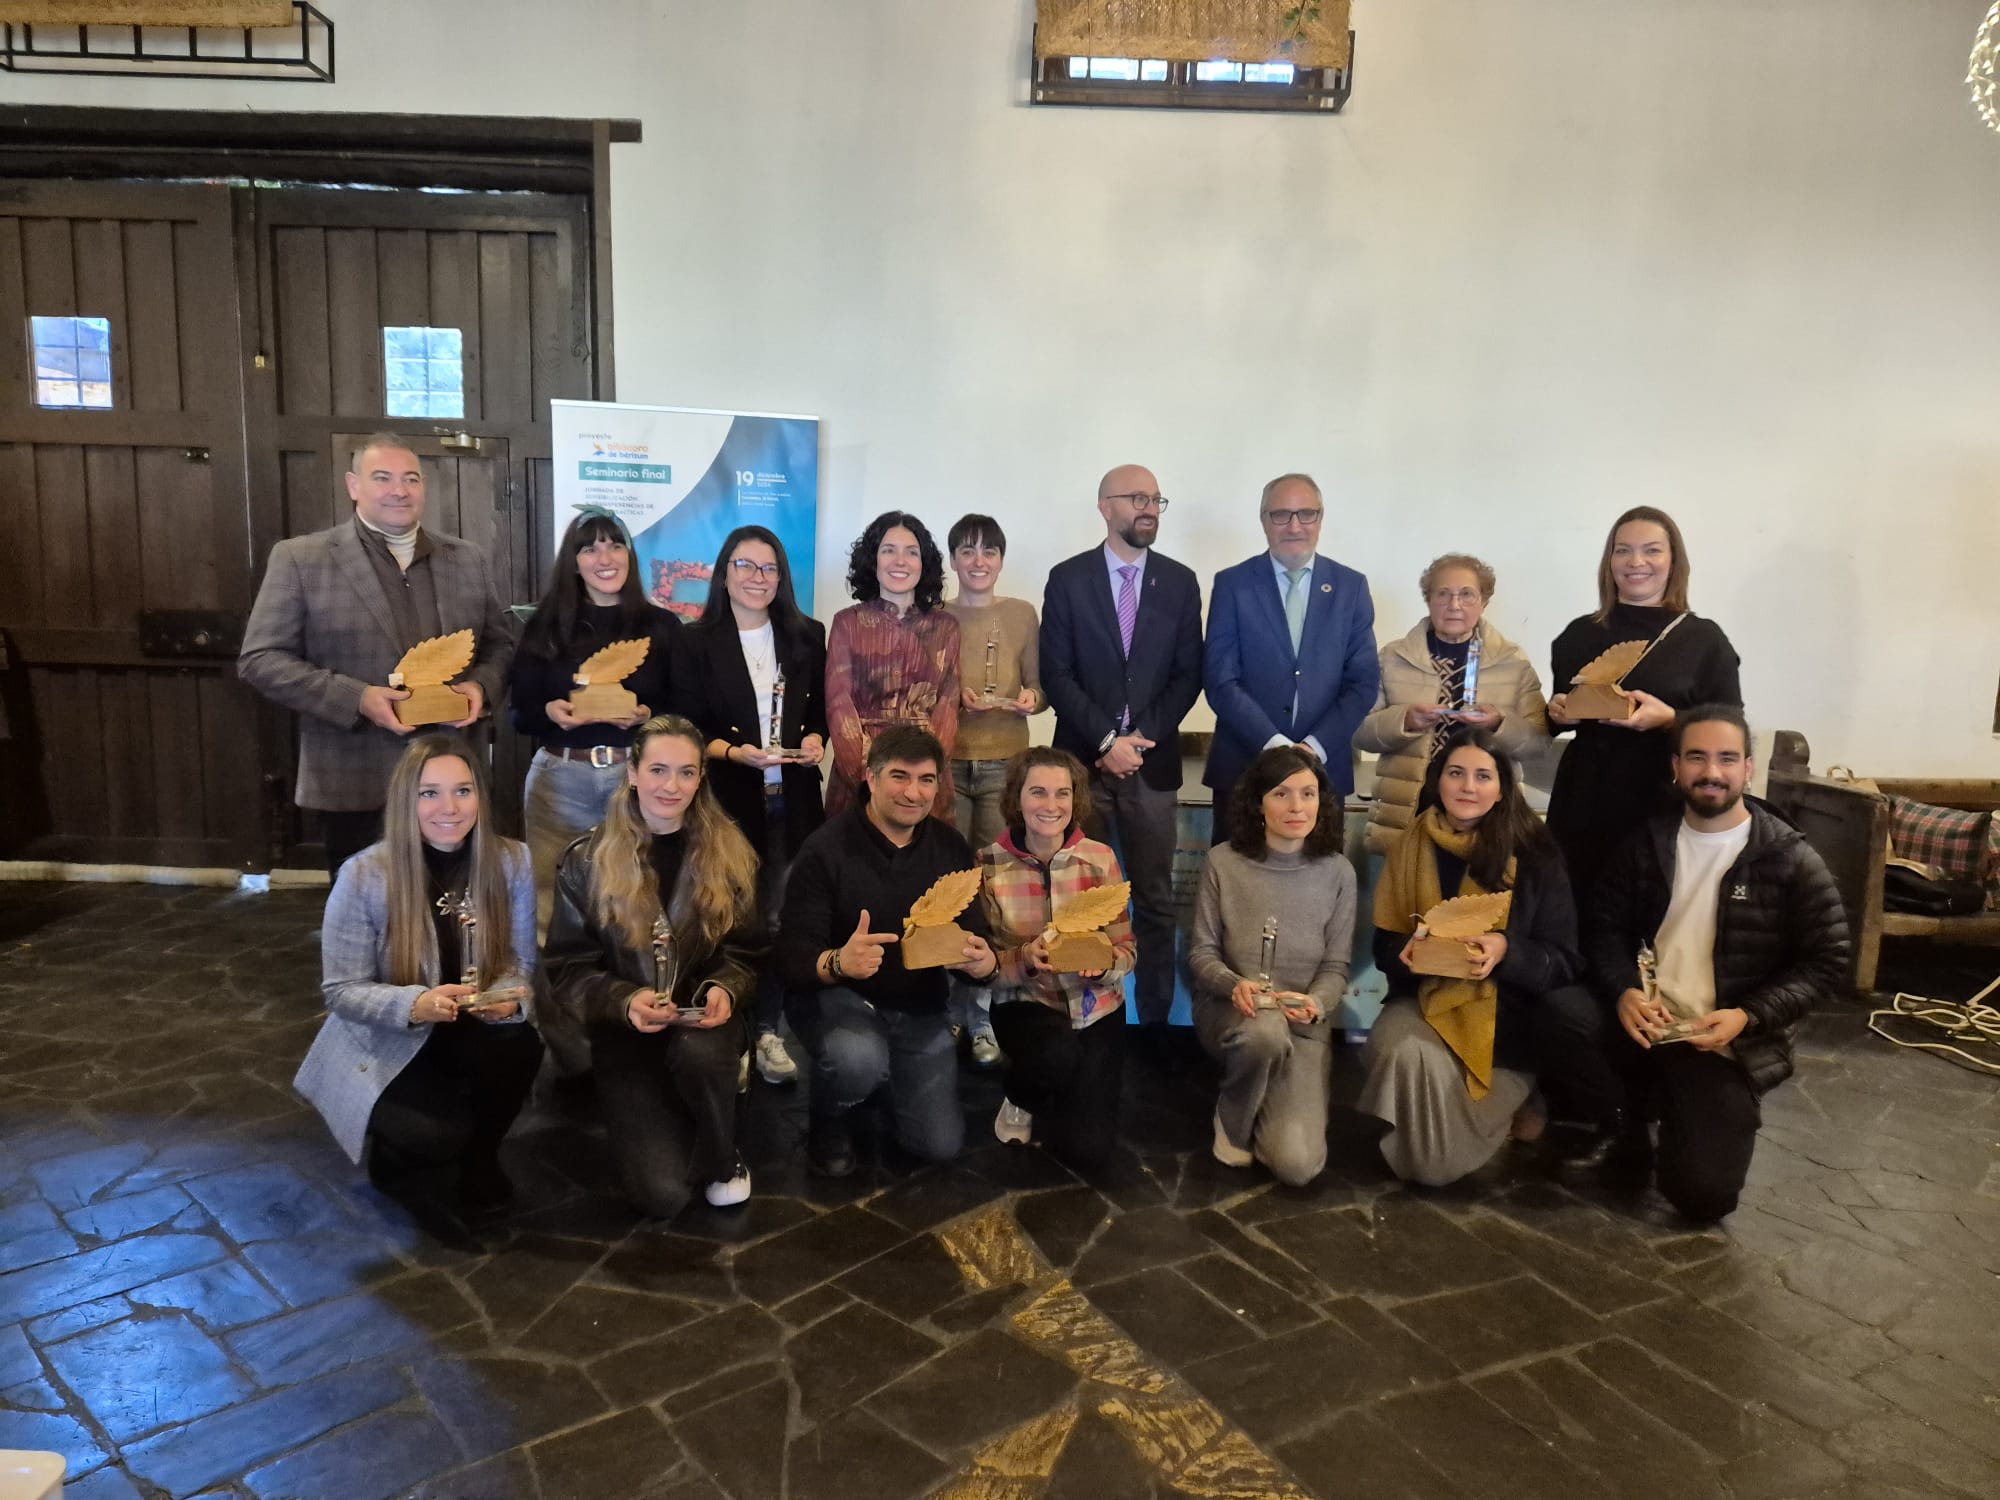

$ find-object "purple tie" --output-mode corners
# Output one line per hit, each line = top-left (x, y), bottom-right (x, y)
(1116, 564), (1139, 657)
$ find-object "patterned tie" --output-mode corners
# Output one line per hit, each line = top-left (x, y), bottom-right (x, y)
(1115, 565), (1139, 656)
(1284, 567), (1309, 653)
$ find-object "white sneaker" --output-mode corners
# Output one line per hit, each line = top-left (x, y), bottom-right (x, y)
(705, 1163), (752, 1207)
(755, 1030), (798, 1083)
(994, 1099), (1033, 1145)
(1212, 1110), (1253, 1168)
(970, 1031), (1003, 1069)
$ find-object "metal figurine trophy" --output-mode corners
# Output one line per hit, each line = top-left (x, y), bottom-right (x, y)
(768, 670), (790, 762)
(1254, 915), (1283, 1009)
(443, 890), (482, 1008)
(981, 637), (1000, 707)
(1638, 939), (1697, 1044)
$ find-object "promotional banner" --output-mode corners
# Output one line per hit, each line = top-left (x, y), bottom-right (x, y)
(550, 400), (820, 618)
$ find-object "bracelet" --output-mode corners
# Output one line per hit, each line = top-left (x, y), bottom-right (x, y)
(826, 947), (844, 982)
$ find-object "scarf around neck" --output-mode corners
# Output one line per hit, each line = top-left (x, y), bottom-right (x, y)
(1374, 806), (1513, 1099)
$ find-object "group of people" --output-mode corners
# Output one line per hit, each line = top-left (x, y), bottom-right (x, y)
(243, 433), (1850, 1226)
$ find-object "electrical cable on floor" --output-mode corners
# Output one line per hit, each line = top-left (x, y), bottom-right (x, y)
(1868, 973), (2000, 1076)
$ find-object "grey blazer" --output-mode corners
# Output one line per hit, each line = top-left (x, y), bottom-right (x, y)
(293, 837), (537, 1163)
(238, 517), (514, 811)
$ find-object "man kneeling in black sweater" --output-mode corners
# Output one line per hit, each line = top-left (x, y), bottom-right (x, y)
(780, 724), (997, 1176)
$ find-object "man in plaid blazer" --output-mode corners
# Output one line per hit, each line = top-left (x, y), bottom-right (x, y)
(239, 432), (514, 873)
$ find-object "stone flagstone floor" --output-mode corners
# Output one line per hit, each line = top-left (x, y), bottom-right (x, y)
(1, 880), (1997, 1499)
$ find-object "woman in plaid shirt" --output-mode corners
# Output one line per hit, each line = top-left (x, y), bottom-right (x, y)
(977, 748), (1137, 1170)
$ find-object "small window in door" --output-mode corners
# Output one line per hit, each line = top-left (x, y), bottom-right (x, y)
(32, 315), (113, 409)
(383, 325), (465, 419)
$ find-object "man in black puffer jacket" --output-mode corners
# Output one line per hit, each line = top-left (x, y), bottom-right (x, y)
(1563, 704), (1850, 1220)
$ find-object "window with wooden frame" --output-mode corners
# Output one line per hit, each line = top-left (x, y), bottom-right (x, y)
(1032, 0), (1353, 113)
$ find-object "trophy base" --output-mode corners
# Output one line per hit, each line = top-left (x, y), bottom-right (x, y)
(1564, 682), (1636, 721)
(572, 684), (640, 722)
(903, 922), (973, 970)
(394, 683), (468, 726)
(1408, 934), (1482, 979)
(1047, 931), (1115, 973)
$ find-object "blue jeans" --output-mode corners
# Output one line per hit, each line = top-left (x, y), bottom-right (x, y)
(523, 747), (628, 936)
(951, 757), (1010, 850)
(786, 987), (964, 1162)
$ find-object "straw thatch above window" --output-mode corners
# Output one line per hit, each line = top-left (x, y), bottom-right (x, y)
(1034, 0), (1352, 71)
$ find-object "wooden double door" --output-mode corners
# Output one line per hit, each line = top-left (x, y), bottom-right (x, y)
(0, 178), (594, 868)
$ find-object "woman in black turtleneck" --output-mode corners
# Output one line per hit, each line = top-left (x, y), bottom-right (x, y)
(512, 509), (683, 927)
(1546, 507), (1741, 900)
(295, 734), (542, 1220)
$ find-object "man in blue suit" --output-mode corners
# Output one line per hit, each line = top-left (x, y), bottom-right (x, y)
(1042, 463), (1205, 1032)
(1203, 473), (1379, 843)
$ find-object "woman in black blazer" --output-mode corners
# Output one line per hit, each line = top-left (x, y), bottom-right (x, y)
(673, 525), (828, 1084)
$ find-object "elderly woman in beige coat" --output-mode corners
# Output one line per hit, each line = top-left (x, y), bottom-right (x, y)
(1354, 554), (1550, 854)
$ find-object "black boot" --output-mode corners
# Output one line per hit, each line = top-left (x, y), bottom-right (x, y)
(458, 1152), (515, 1218)
(1556, 1110), (1650, 1179)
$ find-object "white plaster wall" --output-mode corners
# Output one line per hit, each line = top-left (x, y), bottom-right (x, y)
(12, 0), (1999, 772)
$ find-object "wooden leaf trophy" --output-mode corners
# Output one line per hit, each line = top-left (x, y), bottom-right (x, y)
(1042, 880), (1130, 973)
(902, 867), (985, 970)
(1407, 890), (1514, 978)
(390, 630), (476, 726)
(571, 637), (650, 722)
(1565, 639), (1649, 721)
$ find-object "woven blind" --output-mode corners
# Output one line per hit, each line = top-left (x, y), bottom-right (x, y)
(0, 1), (293, 24)
(1036, 0), (1351, 70)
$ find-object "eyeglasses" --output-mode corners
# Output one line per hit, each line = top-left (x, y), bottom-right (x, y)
(1428, 588), (1482, 606)
(729, 559), (782, 580)
(1105, 492), (1170, 512)
(1263, 508), (1322, 526)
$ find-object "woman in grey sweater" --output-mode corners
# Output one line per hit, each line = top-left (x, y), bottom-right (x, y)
(1190, 746), (1356, 1184)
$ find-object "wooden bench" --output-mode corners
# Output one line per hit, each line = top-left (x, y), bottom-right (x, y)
(1766, 771), (2000, 992)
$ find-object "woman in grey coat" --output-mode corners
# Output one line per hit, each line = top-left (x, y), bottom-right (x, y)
(1190, 746), (1356, 1185)
(294, 734), (542, 1218)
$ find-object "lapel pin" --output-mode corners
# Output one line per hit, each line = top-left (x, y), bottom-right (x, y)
(1319, 583), (1332, 593)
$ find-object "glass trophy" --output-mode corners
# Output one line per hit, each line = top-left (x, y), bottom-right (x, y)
(651, 913), (704, 1019)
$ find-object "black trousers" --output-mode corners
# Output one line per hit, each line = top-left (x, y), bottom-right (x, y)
(1615, 1033), (1761, 1222)
(368, 1019), (543, 1172)
(321, 809), (386, 878)
(989, 1001), (1125, 1172)
(753, 793), (792, 1036)
(1532, 984), (1626, 1124)
(591, 1017), (746, 1220)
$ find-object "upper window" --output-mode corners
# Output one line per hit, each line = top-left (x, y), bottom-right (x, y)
(1033, 1), (1351, 113)
(32, 315), (113, 409)
(383, 325), (465, 419)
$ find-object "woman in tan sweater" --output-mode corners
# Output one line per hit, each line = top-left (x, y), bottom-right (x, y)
(1354, 553), (1550, 855)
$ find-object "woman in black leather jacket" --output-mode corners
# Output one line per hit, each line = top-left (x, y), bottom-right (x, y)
(545, 714), (763, 1217)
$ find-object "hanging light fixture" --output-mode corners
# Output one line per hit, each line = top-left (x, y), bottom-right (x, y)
(1969, 1), (2000, 132)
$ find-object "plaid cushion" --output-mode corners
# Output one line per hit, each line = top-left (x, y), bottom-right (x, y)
(1886, 795), (1992, 882)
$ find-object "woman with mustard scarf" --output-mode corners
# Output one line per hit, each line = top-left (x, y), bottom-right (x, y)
(1360, 729), (1587, 1185)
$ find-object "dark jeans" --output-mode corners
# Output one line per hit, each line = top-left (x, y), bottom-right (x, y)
(321, 809), (386, 878)
(753, 794), (792, 1037)
(786, 987), (963, 1162)
(1084, 769), (1178, 1024)
(989, 1000), (1124, 1171)
(591, 1017), (747, 1219)
(368, 1019), (543, 1171)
